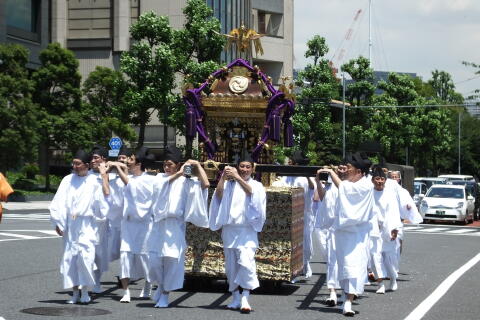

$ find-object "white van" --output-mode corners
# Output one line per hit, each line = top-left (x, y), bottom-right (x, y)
(438, 174), (475, 182)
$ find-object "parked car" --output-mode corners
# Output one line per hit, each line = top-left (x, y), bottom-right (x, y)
(420, 185), (475, 224)
(438, 174), (475, 182)
(413, 182), (428, 209)
(414, 177), (447, 190)
(447, 180), (480, 220)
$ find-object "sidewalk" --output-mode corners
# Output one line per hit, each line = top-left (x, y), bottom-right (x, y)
(1, 201), (51, 211)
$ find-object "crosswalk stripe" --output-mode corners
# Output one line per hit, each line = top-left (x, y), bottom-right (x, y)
(36, 230), (59, 236)
(0, 232), (40, 239)
(421, 227), (449, 233)
(403, 226), (424, 231)
(446, 229), (477, 234)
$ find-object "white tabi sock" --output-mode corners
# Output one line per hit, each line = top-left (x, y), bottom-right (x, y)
(154, 292), (169, 308)
(389, 277), (398, 291)
(140, 281), (152, 298)
(343, 300), (354, 316)
(120, 288), (131, 303)
(67, 290), (79, 304)
(152, 288), (162, 302)
(240, 290), (252, 313)
(305, 262), (312, 278)
(376, 282), (385, 294)
(227, 290), (241, 309)
(80, 288), (91, 304)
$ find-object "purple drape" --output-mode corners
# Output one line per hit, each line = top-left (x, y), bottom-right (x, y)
(183, 58), (295, 161)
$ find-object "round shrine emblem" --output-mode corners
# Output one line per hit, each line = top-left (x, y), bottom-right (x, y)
(229, 76), (249, 94)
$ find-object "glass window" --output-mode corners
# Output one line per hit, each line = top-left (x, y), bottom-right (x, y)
(427, 188), (464, 199)
(6, 0), (39, 33)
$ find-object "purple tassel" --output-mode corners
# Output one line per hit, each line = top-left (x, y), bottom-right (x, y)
(284, 121), (294, 147)
(186, 109), (196, 138)
(270, 114), (281, 142)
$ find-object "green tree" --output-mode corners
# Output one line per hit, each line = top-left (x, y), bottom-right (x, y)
(428, 70), (463, 103)
(0, 44), (40, 173)
(32, 43), (89, 190)
(168, 0), (225, 133)
(341, 56), (375, 106)
(82, 66), (136, 146)
(294, 35), (340, 164)
(121, 11), (177, 147)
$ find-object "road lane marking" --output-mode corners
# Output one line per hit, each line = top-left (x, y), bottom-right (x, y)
(0, 236), (59, 242)
(0, 232), (39, 239)
(403, 226), (424, 231)
(421, 227), (449, 233)
(404, 252), (480, 320)
(446, 228), (477, 234)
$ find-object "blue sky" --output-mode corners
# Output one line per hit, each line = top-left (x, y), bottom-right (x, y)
(294, 0), (480, 98)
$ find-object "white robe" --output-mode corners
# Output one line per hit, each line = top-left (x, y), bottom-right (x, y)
(273, 176), (315, 265)
(91, 171), (111, 274)
(120, 172), (155, 280)
(106, 174), (126, 262)
(50, 173), (108, 289)
(209, 178), (266, 291)
(333, 176), (374, 295)
(147, 174), (209, 291)
(314, 183), (340, 289)
(371, 187), (403, 280)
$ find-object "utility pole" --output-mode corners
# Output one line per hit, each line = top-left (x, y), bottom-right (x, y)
(458, 111), (461, 174)
(369, 0), (373, 69)
(342, 73), (346, 159)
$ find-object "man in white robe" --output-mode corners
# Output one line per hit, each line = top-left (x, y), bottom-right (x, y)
(209, 156), (266, 314)
(318, 152), (374, 316)
(89, 146), (111, 293)
(272, 151), (315, 278)
(370, 166), (403, 294)
(104, 147), (131, 266)
(50, 150), (110, 304)
(116, 147), (156, 303)
(148, 147), (210, 308)
(313, 163), (348, 306)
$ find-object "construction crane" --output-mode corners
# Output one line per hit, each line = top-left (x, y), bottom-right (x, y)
(329, 8), (363, 77)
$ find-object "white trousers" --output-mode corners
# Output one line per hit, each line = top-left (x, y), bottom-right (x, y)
(148, 253), (185, 292)
(326, 230), (339, 289)
(61, 250), (96, 289)
(224, 247), (259, 292)
(120, 251), (150, 282)
(108, 225), (121, 262)
(94, 219), (110, 273)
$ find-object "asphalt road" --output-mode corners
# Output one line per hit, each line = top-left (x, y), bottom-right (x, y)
(1, 210), (480, 320)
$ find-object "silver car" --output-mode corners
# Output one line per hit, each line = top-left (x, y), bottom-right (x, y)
(420, 185), (475, 224)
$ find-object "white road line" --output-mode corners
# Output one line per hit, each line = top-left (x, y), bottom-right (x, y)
(0, 232), (39, 239)
(0, 316), (6, 320)
(36, 230), (59, 236)
(446, 228), (476, 234)
(0, 236), (59, 242)
(421, 227), (449, 233)
(403, 226), (425, 231)
(404, 252), (480, 320)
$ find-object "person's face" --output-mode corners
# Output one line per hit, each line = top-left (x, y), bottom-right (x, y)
(390, 172), (401, 184)
(163, 160), (180, 176)
(90, 154), (105, 170)
(126, 155), (137, 172)
(337, 164), (348, 180)
(372, 176), (386, 191)
(238, 161), (253, 181)
(117, 155), (128, 164)
(72, 159), (89, 176)
(346, 163), (362, 182)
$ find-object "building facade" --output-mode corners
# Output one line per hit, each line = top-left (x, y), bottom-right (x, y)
(49, 0), (294, 150)
(0, 0), (51, 68)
